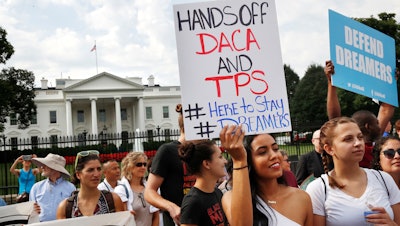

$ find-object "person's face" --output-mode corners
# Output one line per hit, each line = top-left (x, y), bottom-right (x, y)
(325, 122), (365, 163)
(250, 134), (283, 180)
(41, 165), (53, 178)
(76, 159), (102, 188)
(22, 160), (32, 167)
(207, 145), (228, 178)
(379, 139), (400, 174)
(369, 117), (381, 141)
(281, 154), (291, 172)
(131, 156), (147, 178)
(312, 131), (321, 153)
(104, 161), (121, 182)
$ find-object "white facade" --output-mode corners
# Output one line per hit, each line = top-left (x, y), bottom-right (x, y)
(3, 72), (181, 140)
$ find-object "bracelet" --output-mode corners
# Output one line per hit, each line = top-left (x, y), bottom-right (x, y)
(232, 165), (248, 170)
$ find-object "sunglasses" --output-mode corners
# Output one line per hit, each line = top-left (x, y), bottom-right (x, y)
(135, 162), (147, 167)
(138, 192), (146, 208)
(74, 150), (100, 169)
(382, 149), (400, 159)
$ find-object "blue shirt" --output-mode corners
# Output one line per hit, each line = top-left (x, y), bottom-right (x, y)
(19, 168), (35, 194)
(30, 177), (76, 222)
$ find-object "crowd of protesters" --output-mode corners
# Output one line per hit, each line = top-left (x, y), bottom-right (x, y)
(3, 61), (400, 226)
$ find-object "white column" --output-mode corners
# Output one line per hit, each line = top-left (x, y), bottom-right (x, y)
(91, 98), (98, 135)
(65, 98), (73, 136)
(137, 97), (145, 131)
(114, 97), (122, 134)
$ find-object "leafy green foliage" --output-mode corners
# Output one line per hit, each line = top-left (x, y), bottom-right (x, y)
(290, 64), (328, 122)
(0, 27), (14, 64)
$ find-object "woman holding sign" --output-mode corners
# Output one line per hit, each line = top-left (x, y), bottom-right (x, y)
(306, 117), (400, 226)
(220, 125), (313, 226)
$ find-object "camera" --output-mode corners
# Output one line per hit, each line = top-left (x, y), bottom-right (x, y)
(22, 155), (32, 161)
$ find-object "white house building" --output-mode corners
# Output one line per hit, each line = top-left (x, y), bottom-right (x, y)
(3, 72), (182, 147)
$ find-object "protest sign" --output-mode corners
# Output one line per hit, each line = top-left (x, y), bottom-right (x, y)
(173, 0), (291, 140)
(329, 9), (398, 107)
(0, 201), (39, 225)
(28, 211), (134, 226)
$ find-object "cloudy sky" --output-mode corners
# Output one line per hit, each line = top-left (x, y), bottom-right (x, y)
(0, 0), (399, 87)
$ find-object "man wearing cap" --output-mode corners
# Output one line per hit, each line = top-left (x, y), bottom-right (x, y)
(30, 153), (76, 222)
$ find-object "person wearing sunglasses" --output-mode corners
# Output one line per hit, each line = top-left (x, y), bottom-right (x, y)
(56, 150), (124, 218)
(115, 151), (159, 226)
(372, 136), (400, 188)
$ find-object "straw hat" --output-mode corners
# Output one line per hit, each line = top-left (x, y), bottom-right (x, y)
(31, 153), (70, 178)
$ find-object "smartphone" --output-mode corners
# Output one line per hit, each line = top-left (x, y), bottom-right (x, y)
(22, 155), (32, 161)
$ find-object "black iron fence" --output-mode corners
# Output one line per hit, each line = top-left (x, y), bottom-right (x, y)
(0, 124), (321, 204)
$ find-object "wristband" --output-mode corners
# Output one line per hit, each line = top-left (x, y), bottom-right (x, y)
(232, 165), (248, 170)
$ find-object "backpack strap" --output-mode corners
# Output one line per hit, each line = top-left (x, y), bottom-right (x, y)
(101, 190), (115, 213)
(65, 190), (79, 218)
(119, 183), (129, 199)
(372, 169), (389, 197)
(320, 176), (327, 201)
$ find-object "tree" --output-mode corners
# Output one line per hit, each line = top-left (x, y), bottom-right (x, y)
(284, 64), (300, 102)
(0, 27), (14, 64)
(0, 27), (36, 133)
(350, 13), (400, 120)
(290, 64), (328, 124)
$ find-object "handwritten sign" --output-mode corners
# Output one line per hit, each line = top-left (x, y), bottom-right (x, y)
(329, 10), (398, 107)
(173, 0), (291, 140)
(28, 211), (135, 226)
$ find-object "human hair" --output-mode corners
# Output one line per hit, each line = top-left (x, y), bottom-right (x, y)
(243, 134), (286, 226)
(351, 110), (379, 141)
(72, 154), (101, 185)
(320, 117), (357, 189)
(372, 136), (400, 170)
(395, 119), (400, 131)
(176, 104), (184, 133)
(178, 139), (216, 175)
(279, 150), (288, 158)
(102, 159), (118, 171)
(121, 152), (147, 185)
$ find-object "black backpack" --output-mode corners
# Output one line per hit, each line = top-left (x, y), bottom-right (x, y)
(65, 190), (115, 218)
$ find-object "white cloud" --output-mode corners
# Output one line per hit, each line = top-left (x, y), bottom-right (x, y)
(0, 0), (399, 87)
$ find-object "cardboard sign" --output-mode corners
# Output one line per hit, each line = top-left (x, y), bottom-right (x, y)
(173, 0), (291, 140)
(28, 211), (135, 226)
(329, 9), (398, 107)
(0, 201), (39, 225)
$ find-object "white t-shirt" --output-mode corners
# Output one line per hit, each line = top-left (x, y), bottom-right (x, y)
(306, 168), (400, 226)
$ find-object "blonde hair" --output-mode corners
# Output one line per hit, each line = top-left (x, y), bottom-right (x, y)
(320, 117), (357, 189)
(121, 152), (147, 185)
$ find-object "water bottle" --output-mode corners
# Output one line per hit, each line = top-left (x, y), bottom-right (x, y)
(364, 196), (379, 226)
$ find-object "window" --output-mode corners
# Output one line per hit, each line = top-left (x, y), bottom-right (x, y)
(77, 110), (84, 123)
(11, 137), (18, 151)
(31, 113), (37, 125)
(147, 130), (154, 142)
(50, 135), (58, 148)
(121, 109), (127, 121)
(162, 106), (169, 119)
(10, 113), (17, 125)
(50, 111), (57, 124)
(146, 107), (152, 119)
(99, 109), (106, 122)
(31, 136), (38, 149)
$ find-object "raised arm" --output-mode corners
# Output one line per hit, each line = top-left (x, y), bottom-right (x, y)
(325, 60), (341, 119)
(144, 173), (180, 225)
(9, 156), (23, 176)
(220, 125), (252, 226)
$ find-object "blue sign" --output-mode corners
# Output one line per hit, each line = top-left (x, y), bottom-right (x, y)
(329, 10), (397, 107)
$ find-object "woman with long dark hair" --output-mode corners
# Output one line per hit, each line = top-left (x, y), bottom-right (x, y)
(57, 150), (124, 218)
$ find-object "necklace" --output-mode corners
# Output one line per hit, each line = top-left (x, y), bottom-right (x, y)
(267, 200), (277, 204)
